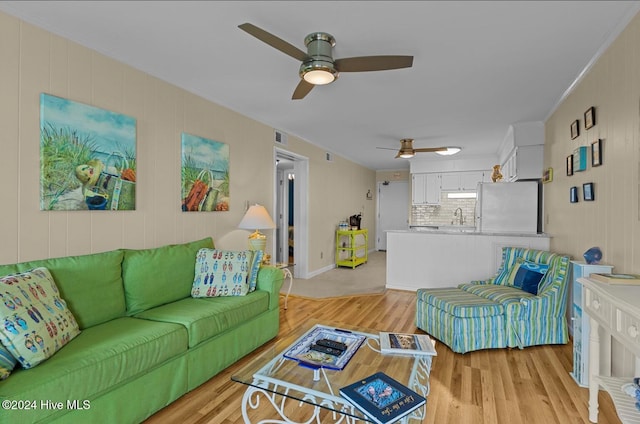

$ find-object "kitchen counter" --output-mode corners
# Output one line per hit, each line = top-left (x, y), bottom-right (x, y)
(386, 230), (551, 291)
(400, 227), (550, 237)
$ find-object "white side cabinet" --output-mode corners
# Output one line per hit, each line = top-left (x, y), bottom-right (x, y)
(569, 261), (613, 387)
(580, 277), (640, 423)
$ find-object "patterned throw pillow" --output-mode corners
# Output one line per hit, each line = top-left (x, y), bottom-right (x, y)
(191, 249), (262, 297)
(0, 268), (80, 369)
(505, 258), (549, 295)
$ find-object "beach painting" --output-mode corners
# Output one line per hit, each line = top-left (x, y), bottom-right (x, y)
(181, 133), (229, 212)
(39, 93), (137, 210)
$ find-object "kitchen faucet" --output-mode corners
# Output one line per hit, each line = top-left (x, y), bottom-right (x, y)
(453, 207), (464, 225)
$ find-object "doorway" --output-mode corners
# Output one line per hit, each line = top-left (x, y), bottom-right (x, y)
(274, 148), (309, 278)
(376, 180), (410, 250)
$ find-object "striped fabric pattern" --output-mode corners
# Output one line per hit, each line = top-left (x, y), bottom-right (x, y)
(416, 288), (503, 318)
(415, 247), (571, 353)
(416, 289), (506, 353)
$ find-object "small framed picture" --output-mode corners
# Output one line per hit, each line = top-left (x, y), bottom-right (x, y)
(566, 154), (574, 176)
(570, 186), (579, 203)
(591, 139), (602, 166)
(584, 107), (596, 130)
(542, 167), (553, 183)
(583, 182), (594, 201)
(571, 120), (580, 140)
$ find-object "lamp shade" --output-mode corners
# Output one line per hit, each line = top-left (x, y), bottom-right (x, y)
(238, 204), (276, 231)
(238, 204), (276, 252)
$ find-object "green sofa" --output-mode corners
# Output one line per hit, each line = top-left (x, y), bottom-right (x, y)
(0, 237), (284, 423)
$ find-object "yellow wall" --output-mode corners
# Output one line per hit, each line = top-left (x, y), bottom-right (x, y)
(545, 12), (640, 273)
(0, 11), (375, 273)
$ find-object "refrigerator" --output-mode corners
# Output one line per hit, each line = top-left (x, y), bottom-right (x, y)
(475, 181), (540, 233)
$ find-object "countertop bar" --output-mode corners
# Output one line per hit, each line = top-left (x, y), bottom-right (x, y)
(394, 228), (550, 237)
(386, 230), (551, 291)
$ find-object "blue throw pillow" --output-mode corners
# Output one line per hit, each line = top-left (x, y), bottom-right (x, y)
(506, 258), (549, 295)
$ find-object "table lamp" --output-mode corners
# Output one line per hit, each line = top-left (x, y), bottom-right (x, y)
(238, 204), (276, 251)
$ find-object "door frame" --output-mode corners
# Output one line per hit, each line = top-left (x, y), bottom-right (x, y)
(274, 147), (309, 279)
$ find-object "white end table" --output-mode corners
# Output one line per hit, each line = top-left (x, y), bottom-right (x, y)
(275, 263), (295, 309)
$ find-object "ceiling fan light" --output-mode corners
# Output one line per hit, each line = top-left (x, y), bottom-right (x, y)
(435, 147), (461, 156)
(300, 60), (338, 85)
(399, 152), (415, 159)
(303, 69), (335, 85)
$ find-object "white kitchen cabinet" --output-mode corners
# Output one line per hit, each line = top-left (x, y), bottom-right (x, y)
(440, 171), (484, 191)
(501, 145), (543, 181)
(412, 173), (441, 205)
(425, 173), (441, 204)
(412, 173), (426, 204)
(460, 171), (484, 190)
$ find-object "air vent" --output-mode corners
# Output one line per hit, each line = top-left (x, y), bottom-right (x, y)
(274, 130), (288, 145)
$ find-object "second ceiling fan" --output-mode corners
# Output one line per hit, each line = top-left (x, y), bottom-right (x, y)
(378, 139), (461, 159)
(238, 23), (414, 100)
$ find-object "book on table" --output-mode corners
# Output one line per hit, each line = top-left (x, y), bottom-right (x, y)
(379, 332), (437, 356)
(589, 273), (640, 285)
(339, 371), (426, 424)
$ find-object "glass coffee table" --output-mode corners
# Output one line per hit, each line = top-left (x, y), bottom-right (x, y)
(231, 320), (433, 423)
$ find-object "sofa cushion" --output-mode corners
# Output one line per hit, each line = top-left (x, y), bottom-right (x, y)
(416, 288), (503, 318)
(0, 316), (187, 421)
(123, 237), (214, 315)
(135, 291), (270, 347)
(0, 250), (126, 329)
(0, 268), (81, 369)
(191, 249), (262, 297)
(459, 283), (537, 304)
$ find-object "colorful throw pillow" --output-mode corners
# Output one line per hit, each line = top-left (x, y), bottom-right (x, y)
(191, 249), (262, 297)
(0, 268), (80, 369)
(505, 258), (549, 295)
(0, 343), (17, 380)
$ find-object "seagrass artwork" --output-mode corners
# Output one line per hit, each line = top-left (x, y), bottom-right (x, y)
(181, 133), (229, 212)
(39, 93), (137, 211)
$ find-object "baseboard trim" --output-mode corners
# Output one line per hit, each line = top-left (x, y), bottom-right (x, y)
(306, 263), (336, 279)
(385, 284), (419, 292)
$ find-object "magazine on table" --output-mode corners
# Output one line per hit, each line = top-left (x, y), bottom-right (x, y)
(339, 371), (426, 424)
(589, 273), (640, 285)
(379, 332), (437, 356)
(283, 324), (366, 370)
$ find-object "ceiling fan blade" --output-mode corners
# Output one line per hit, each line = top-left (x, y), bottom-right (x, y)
(376, 147), (398, 151)
(238, 23), (308, 62)
(334, 55), (414, 72)
(292, 79), (315, 100)
(414, 147), (448, 153)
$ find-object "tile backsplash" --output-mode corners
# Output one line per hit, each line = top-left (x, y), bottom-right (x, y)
(411, 193), (477, 227)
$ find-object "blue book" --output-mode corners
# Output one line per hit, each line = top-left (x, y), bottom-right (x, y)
(339, 371), (426, 424)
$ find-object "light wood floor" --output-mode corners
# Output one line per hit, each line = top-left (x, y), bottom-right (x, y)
(145, 290), (622, 424)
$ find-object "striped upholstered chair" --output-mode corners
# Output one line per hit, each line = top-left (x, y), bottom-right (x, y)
(415, 247), (570, 354)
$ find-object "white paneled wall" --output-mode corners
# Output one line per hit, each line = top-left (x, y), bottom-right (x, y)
(545, 11), (640, 275)
(0, 12), (376, 271)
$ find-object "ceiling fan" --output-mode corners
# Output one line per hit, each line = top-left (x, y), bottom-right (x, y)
(377, 139), (461, 159)
(238, 23), (413, 100)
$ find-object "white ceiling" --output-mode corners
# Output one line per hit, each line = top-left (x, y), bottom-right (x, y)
(2, 1), (639, 170)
